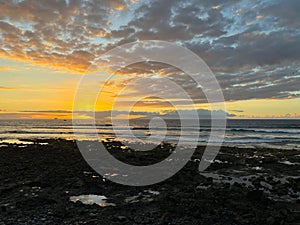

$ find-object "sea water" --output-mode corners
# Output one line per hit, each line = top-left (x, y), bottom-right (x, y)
(0, 119), (299, 150)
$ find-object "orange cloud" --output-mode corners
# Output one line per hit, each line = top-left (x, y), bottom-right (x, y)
(0, 66), (13, 71)
(0, 50), (95, 74)
(0, 1), (124, 74)
(0, 86), (20, 90)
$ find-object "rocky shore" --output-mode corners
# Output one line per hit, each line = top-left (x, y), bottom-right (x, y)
(0, 139), (299, 224)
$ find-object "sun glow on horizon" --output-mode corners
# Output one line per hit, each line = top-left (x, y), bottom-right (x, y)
(1, 57), (300, 120)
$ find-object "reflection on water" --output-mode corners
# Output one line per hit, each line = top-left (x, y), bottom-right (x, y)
(0, 119), (300, 150)
(125, 190), (160, 203)
(0, 139), (34, 145)
(0, 139), (49, 146)
(69, 195), (116, 207)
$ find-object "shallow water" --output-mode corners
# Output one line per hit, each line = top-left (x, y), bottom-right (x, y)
(0, 139), (34, 145)
(69, 195), (116, 207)
(125, 190), (160, 203)
(200, 171), (300, 202)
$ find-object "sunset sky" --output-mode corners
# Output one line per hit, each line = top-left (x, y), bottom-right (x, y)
(0, 0), (299, 119)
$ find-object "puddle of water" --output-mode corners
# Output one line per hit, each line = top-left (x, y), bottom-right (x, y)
(83, 171), (93, 175)
(269, 190), (300, 202)
(125, 190), (160, 203)
(216, 160), (229, 164)
(252, 167), (263, 171)
(39, 143), (49, 145)
(203, 159), (228, 164)
(197, 185), (210, 190)
(272, 175), (300, 184)
(104, 173), (119, 177)
(145, 190), (160, 195)
(125, 195), (140, 203)
(200, 172), (300, 202)
(201, 172), (255, 187)
(70, 195), (116, 207)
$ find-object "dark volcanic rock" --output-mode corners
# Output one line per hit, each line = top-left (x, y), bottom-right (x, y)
(0, 139), (299, 224)
(247, 190), (264, 201)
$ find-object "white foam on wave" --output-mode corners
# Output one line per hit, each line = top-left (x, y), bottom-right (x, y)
(279, 161), (300, 166)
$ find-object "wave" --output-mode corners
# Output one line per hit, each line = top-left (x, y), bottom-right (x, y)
(222, 138), (300, 144)
(6, 130), (74, 135)
(127, 127), (300, 134)
(229, 128), (300, 134)
(146, 135), (300, 144)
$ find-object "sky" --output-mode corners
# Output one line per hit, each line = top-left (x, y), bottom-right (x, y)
(0, 0), (300, 119)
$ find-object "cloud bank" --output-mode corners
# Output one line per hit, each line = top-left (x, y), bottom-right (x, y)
(0, 0), (299, 103)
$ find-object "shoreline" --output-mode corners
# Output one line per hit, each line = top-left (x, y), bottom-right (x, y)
(1, 139), (299, 224)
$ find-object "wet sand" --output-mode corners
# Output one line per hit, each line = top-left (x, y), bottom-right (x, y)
(0, 139), (300, 224)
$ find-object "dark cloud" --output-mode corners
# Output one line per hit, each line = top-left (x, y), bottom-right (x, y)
(1, 0), (299, 102)
(263, 0), (300, 28)
(18, 109), (234, 119)
(230, 110), (244, 113)
(0, 0), (133, 72)
(160, 109), (235, 119)
(106, 0), (300, 101)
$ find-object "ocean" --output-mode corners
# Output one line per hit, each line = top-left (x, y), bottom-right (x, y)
(0, 119), (300, 150)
